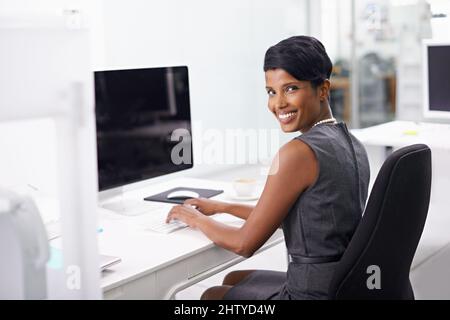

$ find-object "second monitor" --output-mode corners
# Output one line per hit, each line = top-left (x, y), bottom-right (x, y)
(423, 41), (450, 120)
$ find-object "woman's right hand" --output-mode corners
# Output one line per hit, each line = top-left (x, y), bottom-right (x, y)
(183, 197), (226, 216)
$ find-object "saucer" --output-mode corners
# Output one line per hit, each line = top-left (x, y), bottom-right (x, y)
(225, 191), (259, 201)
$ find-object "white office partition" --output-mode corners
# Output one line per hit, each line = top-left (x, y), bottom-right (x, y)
(0, 13), (101, 299)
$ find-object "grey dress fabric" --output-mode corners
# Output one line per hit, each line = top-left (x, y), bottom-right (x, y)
(224, 122), (370, 300)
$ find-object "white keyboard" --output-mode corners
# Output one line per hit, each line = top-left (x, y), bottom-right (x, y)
(101, 199), (189, 233)
(140, 217), (188, 234)
(132, 210), (188, 234)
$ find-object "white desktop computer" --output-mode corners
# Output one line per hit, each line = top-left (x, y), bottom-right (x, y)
(95, 66), (194, 198)
(94, 66), (211, 223)
(422, 40), (450, 120)
(95, 66), (216, 233)
(94, 66), (224, 232)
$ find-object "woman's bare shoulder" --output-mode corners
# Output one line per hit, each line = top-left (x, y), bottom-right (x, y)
(280, 138), (316, 163)
(268, 138), (317, 180)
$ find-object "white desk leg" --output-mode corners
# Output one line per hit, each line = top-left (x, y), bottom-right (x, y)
(163, 255), (246, 300)
(163, 236), (285, 300)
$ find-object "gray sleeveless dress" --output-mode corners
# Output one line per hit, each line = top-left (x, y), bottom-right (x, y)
(224, 122), (370, 300)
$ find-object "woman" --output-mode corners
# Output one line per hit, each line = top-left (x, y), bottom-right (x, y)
(166, 35), (370, 300)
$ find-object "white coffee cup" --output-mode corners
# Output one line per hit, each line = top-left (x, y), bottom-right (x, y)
(232, 178), (257, 197)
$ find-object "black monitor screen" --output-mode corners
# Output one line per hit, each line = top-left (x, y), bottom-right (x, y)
(95, 66), (193, 191)
(428, 45), (450, 112)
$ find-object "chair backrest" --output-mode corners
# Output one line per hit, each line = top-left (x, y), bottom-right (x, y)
(329, 144), (432, 299)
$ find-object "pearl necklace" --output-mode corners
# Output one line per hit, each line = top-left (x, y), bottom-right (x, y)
(312, 117), (337, 128)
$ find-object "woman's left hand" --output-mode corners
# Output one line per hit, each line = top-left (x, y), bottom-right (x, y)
(166, 204), (205, 228)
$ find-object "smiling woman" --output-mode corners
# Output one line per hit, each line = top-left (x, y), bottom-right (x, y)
(264, 36), (335, 133)
(166, 36), (370, 300)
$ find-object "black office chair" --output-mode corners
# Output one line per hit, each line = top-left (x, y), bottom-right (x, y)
(329, 144), (432, 299)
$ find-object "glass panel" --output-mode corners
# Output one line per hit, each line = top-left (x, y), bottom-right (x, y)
(355, 0), (397, 127)
(321, 0), (354, 125)
(320, 0), (436, 128)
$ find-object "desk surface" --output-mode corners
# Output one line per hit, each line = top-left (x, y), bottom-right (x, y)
(98, 176), (283, 298)
(351, 120), (450, 150)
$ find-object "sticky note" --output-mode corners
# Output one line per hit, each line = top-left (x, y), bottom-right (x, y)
(402, 130), (418, 136)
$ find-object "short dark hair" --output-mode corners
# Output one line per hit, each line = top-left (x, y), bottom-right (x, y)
(263, 36), (332, 88)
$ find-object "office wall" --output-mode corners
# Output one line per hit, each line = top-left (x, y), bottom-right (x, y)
(0, 0), (103, 197)
(98, 0), (308, 176)
(0, 0), (308, 194)
(0, 0), (105, 74)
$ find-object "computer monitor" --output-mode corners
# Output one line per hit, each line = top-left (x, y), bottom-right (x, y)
(423, 41), (450, 119)
(94, 66), (193, 192)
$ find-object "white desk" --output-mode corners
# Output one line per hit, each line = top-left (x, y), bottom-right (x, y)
(351, 120), (450, 150)
(99, 176), (284, 300)
(352, 120), (450, 299)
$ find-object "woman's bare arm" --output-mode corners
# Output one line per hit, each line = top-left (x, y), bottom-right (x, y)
(167, 139), (318, 257)
(184, 198), (254, 220)
(219, 202), (255, 220)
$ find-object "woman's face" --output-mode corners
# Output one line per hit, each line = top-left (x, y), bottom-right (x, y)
(265, 68), (323, 133)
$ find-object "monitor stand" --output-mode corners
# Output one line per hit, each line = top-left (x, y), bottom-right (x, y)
(101, 197), (164, 216)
